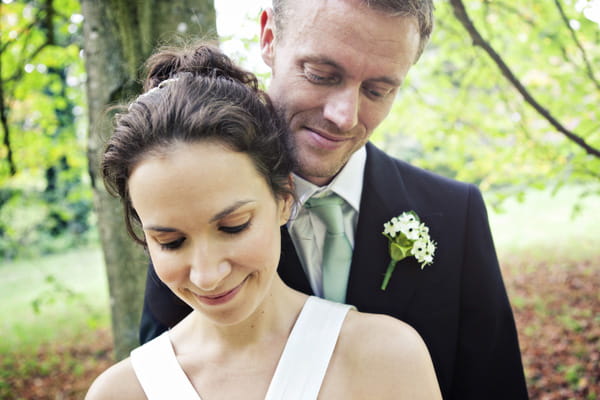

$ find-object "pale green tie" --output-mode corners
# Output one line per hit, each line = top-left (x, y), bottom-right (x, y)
(305, 194), (352, 303)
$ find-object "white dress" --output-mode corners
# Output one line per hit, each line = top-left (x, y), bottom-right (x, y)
(130, 296), (353, 400)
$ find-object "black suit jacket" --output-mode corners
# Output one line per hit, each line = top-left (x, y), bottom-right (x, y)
(140, 142), (528, 399)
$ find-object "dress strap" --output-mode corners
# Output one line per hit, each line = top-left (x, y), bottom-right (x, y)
(264, 296), (354, 400)
(131, 331), (202, 400)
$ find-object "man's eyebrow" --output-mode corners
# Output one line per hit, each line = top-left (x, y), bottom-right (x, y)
(209, 200), (254, 222)
(302, 55), (402, 86)
(303, 55), (344, 71)
(369, 75), (402, 87)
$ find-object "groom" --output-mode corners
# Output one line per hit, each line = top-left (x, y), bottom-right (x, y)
(140, 1), (528, 398)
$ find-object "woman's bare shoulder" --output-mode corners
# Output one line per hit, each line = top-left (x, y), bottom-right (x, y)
(84, 357), (146, 400)
(338, 311), (442, 399)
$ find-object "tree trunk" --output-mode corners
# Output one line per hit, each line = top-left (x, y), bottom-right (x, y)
(80, 0), (216, 360)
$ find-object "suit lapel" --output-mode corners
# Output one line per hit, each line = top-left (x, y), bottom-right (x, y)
(277, 226), (313, 295)
(346, 143), (424, 316)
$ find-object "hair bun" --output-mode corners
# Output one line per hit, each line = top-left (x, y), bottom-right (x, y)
(143, 43), (258, 92)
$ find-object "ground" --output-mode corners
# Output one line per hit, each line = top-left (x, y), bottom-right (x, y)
(503, 256), (599, 400)
(1, 257), (598, 399)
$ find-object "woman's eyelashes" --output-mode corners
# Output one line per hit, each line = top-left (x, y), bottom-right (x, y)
(155, 220), (251, 250)
(159, 237), (185, 250)
(219, 220), (251, 235)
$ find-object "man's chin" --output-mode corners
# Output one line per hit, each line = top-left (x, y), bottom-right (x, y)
(295, 160), (343, 186)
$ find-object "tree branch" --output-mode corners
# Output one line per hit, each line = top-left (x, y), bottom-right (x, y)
(449, 0), (600, 158)
(0, 51), (16, 176)
(553, 0), (600, 91)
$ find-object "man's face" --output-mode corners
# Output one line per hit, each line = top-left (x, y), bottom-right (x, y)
(260, 0), (420, 186)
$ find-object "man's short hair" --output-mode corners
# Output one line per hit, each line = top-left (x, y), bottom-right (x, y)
(272, 0), (434, 62)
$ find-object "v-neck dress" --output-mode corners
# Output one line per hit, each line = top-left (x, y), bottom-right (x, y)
(130, 296), (353, 400)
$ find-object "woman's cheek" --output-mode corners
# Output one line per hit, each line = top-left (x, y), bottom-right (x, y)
(243, 221), (281, 272)
(149, 248), (183, 286)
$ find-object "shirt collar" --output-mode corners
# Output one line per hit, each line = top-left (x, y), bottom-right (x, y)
(292, 146), (366, 213)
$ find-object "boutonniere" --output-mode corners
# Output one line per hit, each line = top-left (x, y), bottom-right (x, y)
(380, 211), (436, 290)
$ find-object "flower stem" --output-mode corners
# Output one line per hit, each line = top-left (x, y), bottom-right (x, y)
(381, 259), (398, 290)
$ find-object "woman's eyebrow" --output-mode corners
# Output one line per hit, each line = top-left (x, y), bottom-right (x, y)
(143, 200), (255, 231)
(209, 200), (254, 222)
(144, 226), (177, 232)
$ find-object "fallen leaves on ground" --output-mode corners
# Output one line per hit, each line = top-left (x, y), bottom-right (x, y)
(502, 256), (599, 400)
(0, 329), (114, 400)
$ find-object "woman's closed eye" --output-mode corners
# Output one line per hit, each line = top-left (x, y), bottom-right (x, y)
(219, 220), (251, 235)
(159, 237), (185, 250)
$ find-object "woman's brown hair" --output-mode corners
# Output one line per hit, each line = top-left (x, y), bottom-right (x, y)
(102, 44), (294, 244)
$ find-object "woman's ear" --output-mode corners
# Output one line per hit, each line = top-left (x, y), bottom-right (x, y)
(278, 175), (295, 226)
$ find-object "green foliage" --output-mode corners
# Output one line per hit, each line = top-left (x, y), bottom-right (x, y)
(373, 0), (600, 206)
(1, 0), (93, 259)
(31, 274), (89, 314)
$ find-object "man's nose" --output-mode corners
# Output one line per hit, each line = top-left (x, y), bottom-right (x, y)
(323, 87), (359, 132)
(188, 245), (231, 291)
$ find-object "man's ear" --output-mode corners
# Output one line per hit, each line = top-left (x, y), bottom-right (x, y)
(259, 8), (276, 67)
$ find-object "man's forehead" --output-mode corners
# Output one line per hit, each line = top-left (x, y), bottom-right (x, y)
(279, 0), (419, 53)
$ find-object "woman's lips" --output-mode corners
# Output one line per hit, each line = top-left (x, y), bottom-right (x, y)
(194, 278), (246, 306)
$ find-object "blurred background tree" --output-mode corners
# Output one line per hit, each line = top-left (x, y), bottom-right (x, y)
(1, 0), (90, 259)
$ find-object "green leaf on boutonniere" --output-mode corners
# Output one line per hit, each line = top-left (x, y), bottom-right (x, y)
(390, 242), (411, 260)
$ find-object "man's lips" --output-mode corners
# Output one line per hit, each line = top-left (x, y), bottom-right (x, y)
(307, 127), (348, 142)
(304, 127), (350, 150)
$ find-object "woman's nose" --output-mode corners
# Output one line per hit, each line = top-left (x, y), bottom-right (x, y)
(188, 246), (232, 291)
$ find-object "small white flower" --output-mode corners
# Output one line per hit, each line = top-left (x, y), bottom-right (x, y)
(398, 213), (415, 225)
(411, 239), (428, 260)
(383, 221), (396, 238)
(400, 220), (420, 240)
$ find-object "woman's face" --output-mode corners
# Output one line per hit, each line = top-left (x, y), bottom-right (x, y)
(128, 141), (291, 326)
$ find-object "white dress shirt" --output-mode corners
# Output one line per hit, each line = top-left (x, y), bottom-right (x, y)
(287, 146), (366, 297)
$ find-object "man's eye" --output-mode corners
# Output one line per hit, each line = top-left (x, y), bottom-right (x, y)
(306, 71), (328, 83)
(363, 85), (392, 100)
(219, 221), (251, 234)
(367, 89), (383, 98)
(304, 68), (337, 85)
(159, 237), (185, 250)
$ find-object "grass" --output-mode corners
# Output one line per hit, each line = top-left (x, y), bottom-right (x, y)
(0, 246), (110, 353)
(487, 185), (600, 263)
